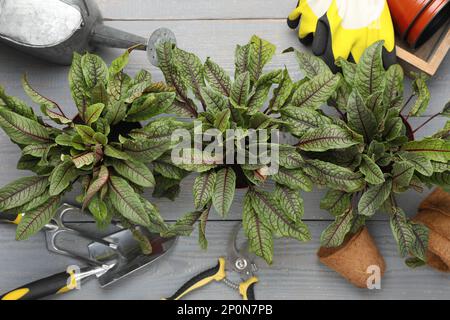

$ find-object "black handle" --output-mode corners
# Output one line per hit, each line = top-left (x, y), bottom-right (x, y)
(166, 258), (226, 300)
(0, 212), (21, 225)
(0, 270), (79, 300)
(247, 282), (256, 300)
(239, 277), (258, 300)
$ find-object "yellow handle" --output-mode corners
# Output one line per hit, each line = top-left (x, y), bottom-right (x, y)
(11, 214), (23, 225)
(239, 276), (259, 300)
(1, 271), (77, 300)
(1, 288), (30, 300)
(0, 213), (23, 225)
(166, 258), (226, 300)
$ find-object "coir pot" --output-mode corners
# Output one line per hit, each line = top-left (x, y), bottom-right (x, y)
(413, 188), (450, 272)
(318, 227), (386, 288)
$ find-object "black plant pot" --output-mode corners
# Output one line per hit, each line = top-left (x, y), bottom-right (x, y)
(72, 114), (142, 142)
(231, 164), (253, 190)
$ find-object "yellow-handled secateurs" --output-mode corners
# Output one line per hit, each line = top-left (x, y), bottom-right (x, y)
(165, 224), (259, 300)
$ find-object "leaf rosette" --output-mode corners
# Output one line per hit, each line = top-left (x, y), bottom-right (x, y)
(0, 48), (190, 244)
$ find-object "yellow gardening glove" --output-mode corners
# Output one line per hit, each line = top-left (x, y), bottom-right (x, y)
(287, 0), (396, 71)
(287, 0), (332, 44)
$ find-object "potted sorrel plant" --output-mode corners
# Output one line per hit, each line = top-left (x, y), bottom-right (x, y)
(283, 41), (449, 287)
(153, 35), (348, 264)
(0, 48), (190, 246)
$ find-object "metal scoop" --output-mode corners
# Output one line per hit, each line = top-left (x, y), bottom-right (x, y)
(0, 0), (177, 65)
(0, 204), (177, 300)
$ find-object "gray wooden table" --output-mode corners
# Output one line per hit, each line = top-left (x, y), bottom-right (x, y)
(0, 0), (449, 300)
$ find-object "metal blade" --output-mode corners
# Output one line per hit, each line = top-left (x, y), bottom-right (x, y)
(88, 228), (177, 287)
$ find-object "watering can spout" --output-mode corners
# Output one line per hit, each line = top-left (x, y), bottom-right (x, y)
(0, 0), (176, 65)
(90, 24), (148, 51)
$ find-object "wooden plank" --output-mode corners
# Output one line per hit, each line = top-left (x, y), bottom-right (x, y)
(96, 0), (294, 20)
(0, 221), (448, 300)
(396, 23), (450, 76)
(0, 20), (448, 116)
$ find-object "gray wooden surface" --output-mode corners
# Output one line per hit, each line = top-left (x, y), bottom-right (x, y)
(0, 0), (449, 300)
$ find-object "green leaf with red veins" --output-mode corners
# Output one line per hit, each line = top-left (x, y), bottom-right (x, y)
(269, 68), (294, 112)
(360, 154), (385, 185)
(212, 168), (236, 218)
(346, 90), (378, 142)
(250, 189), (311, 242)
(16, 195), (61, 240)
(81, 52), (108, 89)
(0, 108), (51, 145)
(291, 72), (341, 109)
(111, 159), (155, 188)
(320, 206), (354, 248)
(234, 43), (250, 79)
(85, 103), (105, 125)
(108, 175), (150, 227)
(0, 176), (48, 211)
(193, 171), (217, 210)
(243, 192), (273, 264)
(231, 71), (250, 107)
(320, 190), (352, 217)
(272, 168), (313, 192)
(354, 41), (385, 99)
(204, 57), (231, 96)
(358, 179), (393, 217)
(273, 185), (304, 221)
(49, 161), (79, 196)
(297, 125), (363, 152)
(248, 35), (276, 83)
(83, 165), (110, 210)
(199, 208), (210, 250)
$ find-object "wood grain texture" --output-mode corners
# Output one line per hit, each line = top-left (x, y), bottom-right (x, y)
(0, 221), (448, 300)
(97, 0), (295, 20)
(0, 0), (449, 300)
(0, 20), (448, 116)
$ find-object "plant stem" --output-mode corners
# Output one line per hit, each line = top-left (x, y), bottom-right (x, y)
(400, 94), (415, 115)
(334, 106), (346, 120)
(413, 112), (442, 134)
(388, 194), (398, 214)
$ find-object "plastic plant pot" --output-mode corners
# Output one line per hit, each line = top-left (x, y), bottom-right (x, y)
(388, 0), (450, 48)
(407, 0), (450, 48)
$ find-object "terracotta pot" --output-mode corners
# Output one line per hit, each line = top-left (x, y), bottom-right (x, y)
(388, 0), (450, 48)
(407, 0), (450, 48)
(413, 188), (450, 272)
(318, 227), (386, 288)
(388, 0), (432, 38)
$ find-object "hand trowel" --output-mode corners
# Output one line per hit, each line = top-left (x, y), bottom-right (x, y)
(0, 204), (177, 300)
(0, 0), (176, 65)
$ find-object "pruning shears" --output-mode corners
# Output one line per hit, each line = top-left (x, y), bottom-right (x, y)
(166, 224), (258, 300)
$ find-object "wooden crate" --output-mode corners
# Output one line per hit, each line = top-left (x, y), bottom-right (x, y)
(396, 20), (450, 77)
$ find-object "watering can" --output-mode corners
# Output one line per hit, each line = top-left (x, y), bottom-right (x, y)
(0, 0), (176, 65)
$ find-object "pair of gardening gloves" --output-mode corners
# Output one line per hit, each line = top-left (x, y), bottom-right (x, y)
(287, 0), (397, 71)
